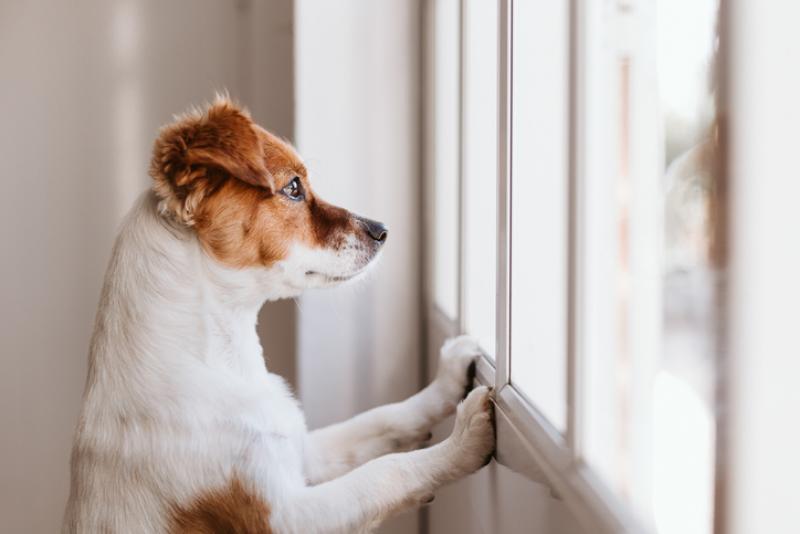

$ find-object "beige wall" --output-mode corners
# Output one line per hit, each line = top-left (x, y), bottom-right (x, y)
(1, 1), (427, 532)
(0, 1), (293, 531)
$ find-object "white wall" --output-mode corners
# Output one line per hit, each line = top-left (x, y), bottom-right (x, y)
(294, 1), (424, 533)
(727, 1), (800, 533)
(0, 1), (293, 531)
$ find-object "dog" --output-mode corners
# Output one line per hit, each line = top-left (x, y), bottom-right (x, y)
(63, 96), (495, 534)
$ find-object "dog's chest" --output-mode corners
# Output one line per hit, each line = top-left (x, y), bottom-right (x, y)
(247, 372), (307, 438)
(192, 372), (308, 488)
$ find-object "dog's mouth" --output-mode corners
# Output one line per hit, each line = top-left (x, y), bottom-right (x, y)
(305, 271), (359, 283)
(302, 247), (382, 286)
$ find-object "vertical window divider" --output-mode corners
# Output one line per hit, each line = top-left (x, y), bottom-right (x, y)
(456, 0), (466, 334)
(566, 0), (585, 460)
(496, 0), (512, 390)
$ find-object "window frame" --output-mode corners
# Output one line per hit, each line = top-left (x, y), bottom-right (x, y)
(424, 0), (723, 532)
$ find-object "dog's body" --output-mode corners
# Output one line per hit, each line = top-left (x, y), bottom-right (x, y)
(63, 97), (494, 533)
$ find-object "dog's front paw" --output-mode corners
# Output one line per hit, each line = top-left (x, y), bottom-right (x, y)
(445, 386), (495, 476)
(433, 335), (483, 406)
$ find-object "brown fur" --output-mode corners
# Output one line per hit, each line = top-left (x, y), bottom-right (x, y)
(169, 477), (272, 534)
(150, 96), (364, 268)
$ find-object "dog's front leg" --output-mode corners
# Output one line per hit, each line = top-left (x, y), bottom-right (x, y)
(276, 386), (495, 534)
(304, 336), (484, 484)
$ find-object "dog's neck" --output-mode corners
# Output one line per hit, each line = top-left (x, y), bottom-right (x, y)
(88, 192), (270, 387)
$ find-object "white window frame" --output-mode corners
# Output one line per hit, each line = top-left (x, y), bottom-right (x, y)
(424, 0), (725, 532)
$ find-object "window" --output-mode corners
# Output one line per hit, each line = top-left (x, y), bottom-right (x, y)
(579, 1), (720, 531)
(509, 0), (571, 432)
(431, 0), (460, 320)
(426, 0), (722, 532)
(461, 0), (499, 357)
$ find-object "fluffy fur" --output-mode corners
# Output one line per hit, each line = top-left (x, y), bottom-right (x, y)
(63, 96), (495, 533)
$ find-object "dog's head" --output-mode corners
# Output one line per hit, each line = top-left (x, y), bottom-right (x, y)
(149, 96), (387, 296)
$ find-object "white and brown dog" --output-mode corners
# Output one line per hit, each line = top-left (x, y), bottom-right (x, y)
(63, 96), (495, 534)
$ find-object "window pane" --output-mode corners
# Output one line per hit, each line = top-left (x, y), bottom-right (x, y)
(509, 0), (570, 431)
(580, 1), (719, 531)
(432, 0), (460, 319)
(461, 0), (498, 357)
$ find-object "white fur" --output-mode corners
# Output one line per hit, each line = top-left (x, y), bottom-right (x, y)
(63, 191), (494, 533)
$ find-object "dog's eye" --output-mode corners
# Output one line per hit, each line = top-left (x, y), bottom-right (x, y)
(282, 177), (304, 201)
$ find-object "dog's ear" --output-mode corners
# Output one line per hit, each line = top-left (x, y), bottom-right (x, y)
(150, 96), (275, 225)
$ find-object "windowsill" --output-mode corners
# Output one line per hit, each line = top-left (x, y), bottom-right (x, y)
(431, 303), (650, 534)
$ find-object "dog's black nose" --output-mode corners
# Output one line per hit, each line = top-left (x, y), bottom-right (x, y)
(358, 217), (388, 243)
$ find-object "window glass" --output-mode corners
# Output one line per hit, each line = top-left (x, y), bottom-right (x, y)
(509, 0), (570, 431)
(432, 0), (461, 319)
(653, 1), (719, 531)
(461, 0), (498, 357)
(580, 1), (720, 532)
